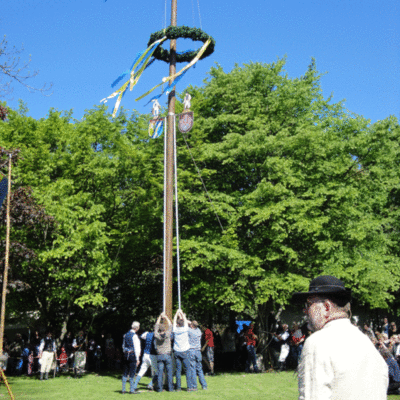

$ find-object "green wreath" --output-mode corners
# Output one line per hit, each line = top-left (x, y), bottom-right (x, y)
(148, 26), (216, 64)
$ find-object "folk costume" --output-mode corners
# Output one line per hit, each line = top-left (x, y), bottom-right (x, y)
(72, 332), (87, 378)
(39, 335), (56, 380)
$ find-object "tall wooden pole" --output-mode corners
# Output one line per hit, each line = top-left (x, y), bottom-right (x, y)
(0, 154), (12, 356)
(165, 0), (177, 320)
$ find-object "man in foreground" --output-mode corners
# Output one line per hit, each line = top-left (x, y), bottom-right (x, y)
(292, 275), (388, 400)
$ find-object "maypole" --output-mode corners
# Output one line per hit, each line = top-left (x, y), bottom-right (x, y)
(164, 0), (177, 320)
(101, 0), (215, 320)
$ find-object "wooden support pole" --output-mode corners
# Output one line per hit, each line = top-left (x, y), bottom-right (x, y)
(0, 154), (11, 356)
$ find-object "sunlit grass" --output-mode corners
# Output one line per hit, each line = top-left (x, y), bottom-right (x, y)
(2, 370), (399, 399)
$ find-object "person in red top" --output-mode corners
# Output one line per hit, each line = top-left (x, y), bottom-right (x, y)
(245, 323), (259, 373)
(202, 326), (215, 375)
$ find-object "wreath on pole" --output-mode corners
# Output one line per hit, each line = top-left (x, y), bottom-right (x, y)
(102, 25), (216, 116)
(148, 26), (216, 63)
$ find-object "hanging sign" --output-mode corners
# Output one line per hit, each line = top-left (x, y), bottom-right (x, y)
(178, 112), (194, 133)
(149, 118), (164, 139)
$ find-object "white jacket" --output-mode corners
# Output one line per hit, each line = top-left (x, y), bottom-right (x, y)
(298, 318), (388, 400)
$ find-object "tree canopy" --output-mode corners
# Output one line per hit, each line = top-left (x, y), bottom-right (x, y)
(1, 58), (400, 333)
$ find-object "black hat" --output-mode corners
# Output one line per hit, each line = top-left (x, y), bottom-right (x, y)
(292, 275), (351, 303)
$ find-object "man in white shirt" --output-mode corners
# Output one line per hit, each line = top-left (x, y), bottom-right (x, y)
(292, 275), (388, 400)
(172, 309), (193, 391)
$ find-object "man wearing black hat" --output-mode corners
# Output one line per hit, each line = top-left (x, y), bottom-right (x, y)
(292, 275), (388, 400)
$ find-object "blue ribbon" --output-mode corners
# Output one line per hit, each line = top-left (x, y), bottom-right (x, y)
(111, 50), (146, 88)
(235, 320), (252, 334)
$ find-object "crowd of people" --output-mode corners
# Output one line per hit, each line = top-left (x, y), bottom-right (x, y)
(3, 290), (400, 396)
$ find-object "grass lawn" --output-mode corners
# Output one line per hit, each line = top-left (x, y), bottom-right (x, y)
(2, 371), (400, 400)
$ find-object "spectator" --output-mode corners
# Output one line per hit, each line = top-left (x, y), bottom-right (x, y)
(202, 325), (215, 375)
(62, 332), (74, 371)
(72, 331), (87, 378)
(290, 322), (305, 368)
(39, 331), (56, 380)
(244, 322), (259, 373)
(392, 335), (400, 365)
(274, 324), (290, 371)
(382, 317), (390, 336)
(379, 346), (400, 395)
(9, 333), (24, 375)
(390, 322), (399, 338)
(105, 333), (115, 370)
(221, 326), (236, 370)
(87, 336), (97, 371)
(58, 346), (68, 373)
(31, 331), (42, 373)
(363, 323), (376, 342)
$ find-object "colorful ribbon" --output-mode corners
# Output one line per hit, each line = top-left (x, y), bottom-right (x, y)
(100, 36), (167, 117)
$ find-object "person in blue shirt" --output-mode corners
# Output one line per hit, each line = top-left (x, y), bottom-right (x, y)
(188, 320), (207, 391)
(130, 328), (157, 392)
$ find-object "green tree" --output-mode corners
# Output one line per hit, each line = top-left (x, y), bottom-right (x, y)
(175, 60), (400, 324)
(0, 105), (166, 333)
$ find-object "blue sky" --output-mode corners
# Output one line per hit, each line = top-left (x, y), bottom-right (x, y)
(2, 0), (399, 123)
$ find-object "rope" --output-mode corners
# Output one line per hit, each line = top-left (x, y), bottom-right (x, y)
(0, 369), (15, 400)
(191, 0), (196, 27)
(179, 130), (224, 232)
(164, 0), (168, 30)
(163, 116), (167, 313)
(173, 116), (182, 310)
(196, 0), (203, 30)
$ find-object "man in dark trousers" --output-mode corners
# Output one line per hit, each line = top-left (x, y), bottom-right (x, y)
(121, 321), (141, 394)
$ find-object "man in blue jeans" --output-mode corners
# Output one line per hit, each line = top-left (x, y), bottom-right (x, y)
(173, 309), (193, 391)
(188, 320), (207, 391)
(121, 321), (141, 394)
(154, 312), (174, 392)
